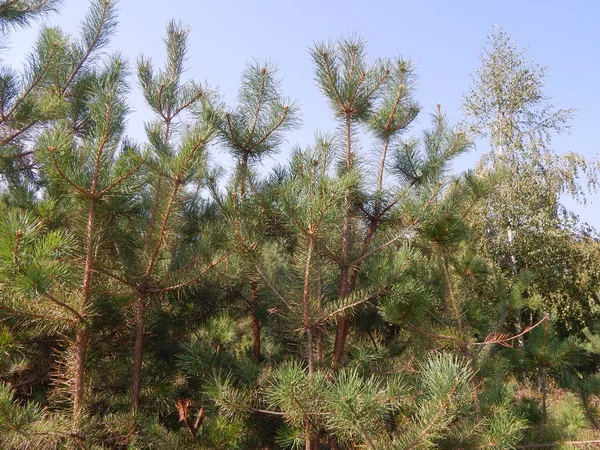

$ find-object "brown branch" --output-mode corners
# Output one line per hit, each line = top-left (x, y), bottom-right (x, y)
(91, 265), (137, 289)
(149, 251), (233, 294)
(159, 254), (204, 284)
(0, 303), (50, 320)
(176, 399), (205, 437)
(404, 383), (459, 450)
(319, 241), (341, 264)
(364, 68), (390, 101)
(471, 315), (549, 347)
(172, 89), (203, 118)
(96, 166), (139, 197)
(225, 113), (246, 150)
(321, 287), (388, 321)
(346, 70), (366, 111)
(253, 408), (286, 416)
(11, 150), (34, 159)
(0, 121), (35, 146)
(384, 84), (405, 133)
(352, 232), (407, 266)
(9, 371), (49, 390)
(250, 258), (293, 311)
(73, 115), (90, 134)
(143, 180), (180, 279)
(48, 146), (90, 197)
(403, 315), (460, 343)
(176, 133), (208, 182)
(440, 248), (463, 333)
(42, 292), (88, 326)
(249, 107), (289, 152)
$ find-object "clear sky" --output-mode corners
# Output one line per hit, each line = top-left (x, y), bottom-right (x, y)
(5, 0), (599, 227)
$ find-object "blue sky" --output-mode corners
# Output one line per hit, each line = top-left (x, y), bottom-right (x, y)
(5, 0), (599, 227)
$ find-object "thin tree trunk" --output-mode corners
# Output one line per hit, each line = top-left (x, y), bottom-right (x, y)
(440, 249), (462, 332)
(329, 436), (339, 450)
(331, 266), (350, 370)
(131, 293), (145, 411)
(240, 154), (262, 363)
(507, 227), (525, 347)
(316, 262), (324, 366)
(304, 236), (315, 375)
(331, 115), (354, 370)
(72, 327), (89, 425)
(305, 417), (312, 450)
(240, 152), (249, 198)
(440, 247), (482, 419)
(541, 366), (547, 423)
(251, 312), (261, 363)
(250, 280), (261, 363)
(131, 180), (180, 410)
(73, 194), (96, 426)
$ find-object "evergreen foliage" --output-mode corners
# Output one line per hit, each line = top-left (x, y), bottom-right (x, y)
(0, 3), (599, 449)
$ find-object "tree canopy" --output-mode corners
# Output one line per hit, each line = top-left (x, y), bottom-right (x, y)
(1, 3), (599, 449)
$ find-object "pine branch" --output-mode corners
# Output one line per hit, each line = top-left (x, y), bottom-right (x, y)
(149, 250), (233, 294)
(403, 382), (459, 450)
(48, 146), (90, 197)
(245, 67), (267, 147)
(249, 106), (290, 153)
(471, 315), (549, 347)
(42, 291), (87, 325)
(62, 0), (117, 94)
(143, 179), (180, 279)
(3, 41), (58, 122)
(91, 264), (137, 288)
(0, 121), (34, 146)
(0, 0), (61, 30)
(321, 286), (388, 321)
(96, 166), (139, 197)
(0, 303), (49, 320)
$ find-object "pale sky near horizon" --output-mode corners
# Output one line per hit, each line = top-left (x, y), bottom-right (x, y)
(5, 0), (600, 228)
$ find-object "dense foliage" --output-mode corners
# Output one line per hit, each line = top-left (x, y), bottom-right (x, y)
(1, 2), (600, 449)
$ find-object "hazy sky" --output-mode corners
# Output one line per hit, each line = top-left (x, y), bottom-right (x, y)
(5, 0), (600, 227)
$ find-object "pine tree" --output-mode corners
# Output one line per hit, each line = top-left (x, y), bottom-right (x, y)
(36, 51), (133, 427)
(0, 0), (126, 430)
(217, 59), (300, 364)
(1, 0), (118, 187)
(98, 20), (223, 411)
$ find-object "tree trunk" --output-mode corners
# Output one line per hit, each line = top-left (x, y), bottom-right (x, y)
(331, 115), (354, 371)
(331, 317), (350, 370)
(540, 366), (547, 423)
(73, 199), (96, 426)
(305, 417), (312, 450)
(316, 259), (324, 366)
(251, 280), (261, 363)
(304, 238), (315, 374)
(331, 265), (350, 370)
(72, 327), (89, 425)
(251, 312), (261, 363)
(132, 294), (145, 410)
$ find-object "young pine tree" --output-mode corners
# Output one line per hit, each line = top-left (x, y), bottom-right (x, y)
(99, 21), (223, 412)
